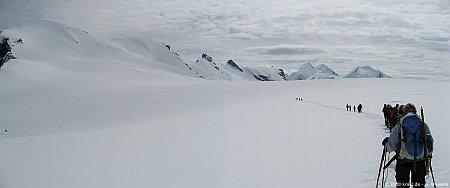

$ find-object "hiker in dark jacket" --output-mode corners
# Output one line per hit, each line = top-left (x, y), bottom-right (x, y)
(382, 103), (434, 188)
(383, 104), (390, 127)
(357, 104), (362, 113)
(396, 105), (405, 124)
(389, 104), (399, 129)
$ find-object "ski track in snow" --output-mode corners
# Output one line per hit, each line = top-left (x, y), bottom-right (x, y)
(2, 22), (449, 187)
(201, 84), (397, 187)
(3, 63), (444, 187)
(1, 78), (445, 187)
(217, 80), (445, 187)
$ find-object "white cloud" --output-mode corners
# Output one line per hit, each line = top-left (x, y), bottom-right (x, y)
(246, 45), (325, 56)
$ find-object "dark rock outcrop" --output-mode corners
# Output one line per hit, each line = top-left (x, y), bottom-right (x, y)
(278, 69), (286, 79)
(227, 59), (243, 72)
(202, 53), (213, 62)
(0, 38), (16, 69)
(162, 43), (170, 50)
(253, 74), (273, 81)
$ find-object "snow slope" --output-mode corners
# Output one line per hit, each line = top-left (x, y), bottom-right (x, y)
(0, 20), (197, 78)
(0, 20), (286, 83)
(1, 21), (449, 188)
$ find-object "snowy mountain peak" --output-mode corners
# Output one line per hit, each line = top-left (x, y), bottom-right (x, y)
(300, 62), (315, 73)
(286, 63), (315, 80)
(286, 63), (341, 80)
(344, 65), (391, 78)
(190, 54), (284, 81)
(310, 64), (340, 79)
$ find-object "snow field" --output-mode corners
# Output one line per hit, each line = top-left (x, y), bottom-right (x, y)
(1, 20), (449, 188)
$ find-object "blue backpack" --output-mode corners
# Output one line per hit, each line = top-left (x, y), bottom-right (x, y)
(398, 113), (425, 161)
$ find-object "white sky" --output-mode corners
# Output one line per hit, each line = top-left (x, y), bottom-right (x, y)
(1, 0), (450, 80)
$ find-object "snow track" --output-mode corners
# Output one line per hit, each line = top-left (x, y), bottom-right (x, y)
(1, 21), (449, 188)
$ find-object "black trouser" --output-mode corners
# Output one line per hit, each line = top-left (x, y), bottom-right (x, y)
(390, 118), (397, 129)
(395, 159), (426, 188)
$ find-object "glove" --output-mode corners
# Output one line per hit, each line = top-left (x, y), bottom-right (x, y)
(382, 137), (389, 146)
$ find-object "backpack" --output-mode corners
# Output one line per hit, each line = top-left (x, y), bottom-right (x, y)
(397, 113), (426, 161)
(390, 107), (398, 119)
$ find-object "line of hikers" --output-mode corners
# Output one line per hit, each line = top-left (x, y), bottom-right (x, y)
(378, 103), (435, 188)
(346, 103), (362, 113)
(382, 103), (403, 132)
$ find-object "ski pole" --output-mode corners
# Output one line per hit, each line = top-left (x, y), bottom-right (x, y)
(421, 107), (437, 188)
(381, 151), (388, 188)
(429, 160), (437, 188)
(383, 152), (390, 186)
(376, 145), (387, 188)
(383, 153), (398, 170)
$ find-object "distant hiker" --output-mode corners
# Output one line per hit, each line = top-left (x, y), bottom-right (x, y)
(301, 98), (303, 101)
(383, 104), (390, 127)
(389, 104), (399, 130)
(346, 104), (349, 111)
(382, 103), (434, 188)
(353, 105), (356, 112)
(357, 104), (362, 113)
